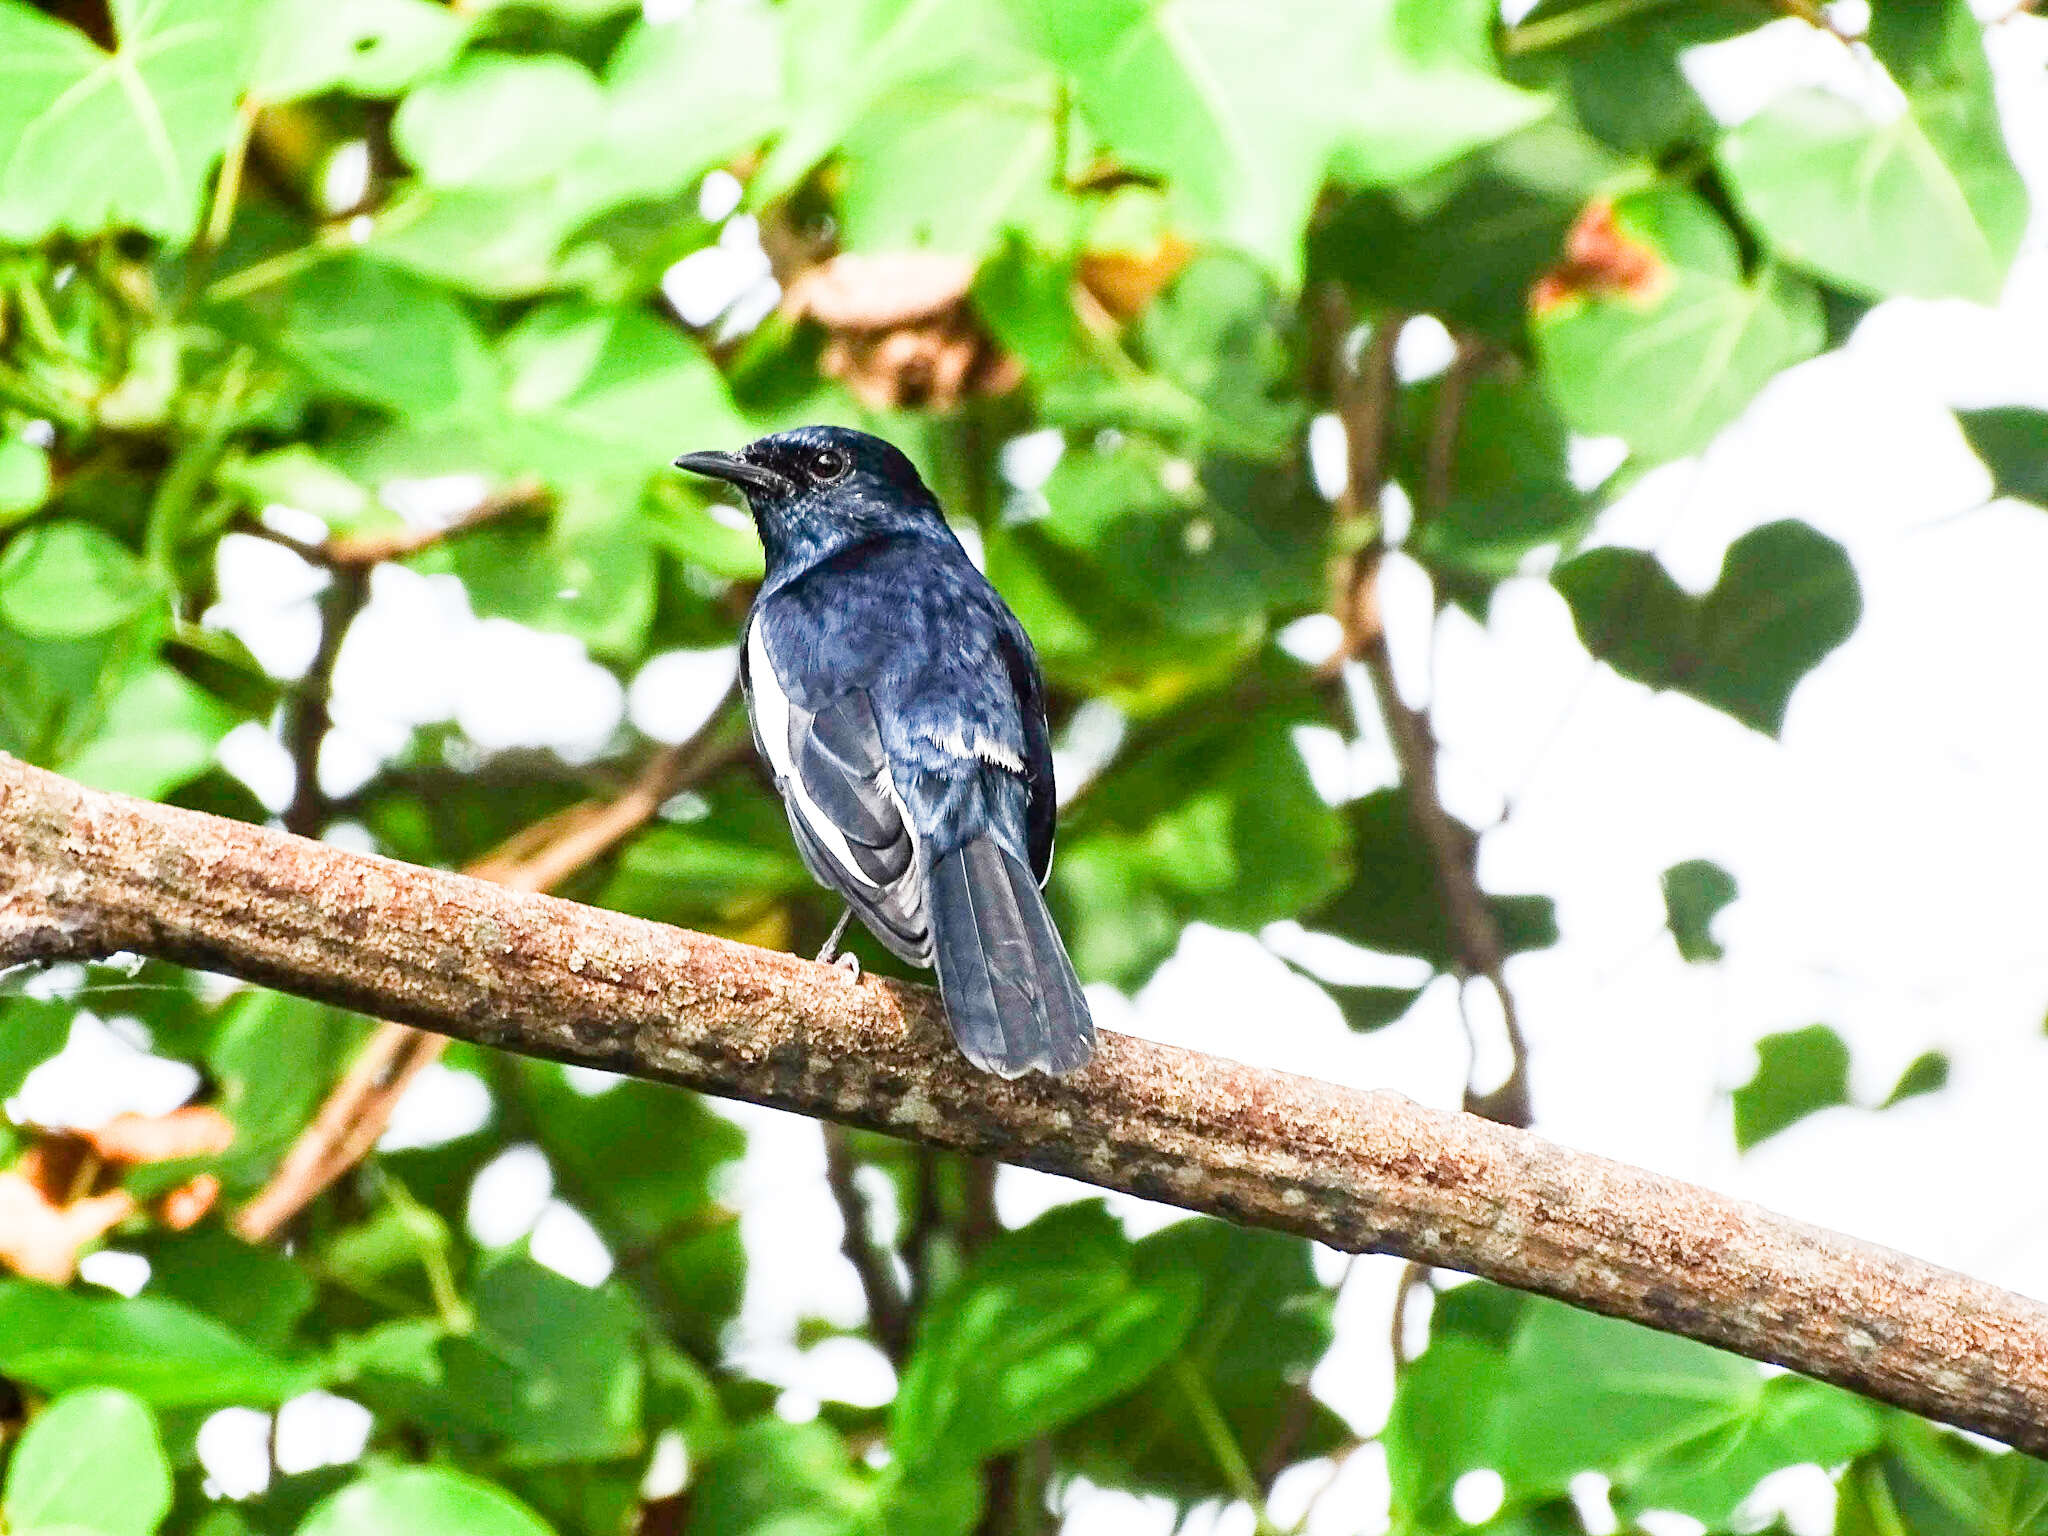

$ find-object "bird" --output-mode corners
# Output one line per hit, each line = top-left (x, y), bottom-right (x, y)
(674, 425), (1094, 1078)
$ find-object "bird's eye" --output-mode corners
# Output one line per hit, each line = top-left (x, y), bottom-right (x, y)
(810, 447), (850, 483)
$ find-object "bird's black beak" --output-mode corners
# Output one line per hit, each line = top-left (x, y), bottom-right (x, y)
(672, 449), (789, 497)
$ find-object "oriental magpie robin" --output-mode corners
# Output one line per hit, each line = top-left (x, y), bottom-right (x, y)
(674, 426), (1094, 1078)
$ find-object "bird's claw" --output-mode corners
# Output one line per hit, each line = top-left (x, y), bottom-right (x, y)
(832, 951), (861, 984)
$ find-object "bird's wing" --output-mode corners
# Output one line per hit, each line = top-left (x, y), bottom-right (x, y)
(744, 619), (928, 963)
(992, 615), (1056, 884)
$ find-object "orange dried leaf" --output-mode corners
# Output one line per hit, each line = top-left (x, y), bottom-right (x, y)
(785, 252), (976, 329)
(1531, 198), (1667, 314)
(157, 1173), (223, 1232)
(85, 1106), (236, 1164)
(0, 1171), (135, 1284)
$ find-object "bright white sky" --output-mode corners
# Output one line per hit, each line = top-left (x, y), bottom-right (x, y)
(11, 8), (2048, 1534)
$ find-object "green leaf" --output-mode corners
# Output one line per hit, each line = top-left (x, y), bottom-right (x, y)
(1870, 1413), (2048, 1536)
(254, 0), (467, 100)
(0, 1282), (316, 1408)
(0, 521), (159, 640)
(0, 993), (72, 1101)
(3, 1387), (172, 1536)
(1957, 407), (2048, 506)
(1732, 1023), (1852, 1150)
(687, 1417), (868, 1536)
(1883, 1049), (1950, 1108)
(1311, 788), (1556, 972)
(1718, 0), (2028, 305)
(134, 1227), (316, 1354)
(1385, 1281), (1526, 1529)
(262, 256), (495, 419)
(1533, 184), (1826, 462)
(1007, 0), (1548, 282)
(1661, 858), (1736, 963)
(892, 1203), (1199, 1470)
(0, 0), (262, 244)
(0, 437), (52, 523)
(58, 662), (236, 800)
(1553, 520), (1861, 736)
(296, 1468), (553, 1536)
(429, 1256), (645, 1466)
(394, 53), (607, 190)
(1058, 1220), (1342, 1500)
(207, 989), (364, 1194)
(1057, 681), (1350, 985)
(1625, 1376), (1878, 1525)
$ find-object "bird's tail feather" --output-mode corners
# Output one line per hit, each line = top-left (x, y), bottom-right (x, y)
(928, 838), (1094, 1078)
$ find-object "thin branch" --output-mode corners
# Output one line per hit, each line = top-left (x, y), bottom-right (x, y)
(280, 563), (367, 840)
(7, 758), (2048, 1453)
(234, 717), (741, 1241)
(250, 479), (549, 572)
(822, 1122), (912, 1363)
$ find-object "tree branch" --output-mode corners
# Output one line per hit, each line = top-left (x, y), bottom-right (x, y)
(6, 755), (2048, 1453)
(821, 1123), (912, 1364)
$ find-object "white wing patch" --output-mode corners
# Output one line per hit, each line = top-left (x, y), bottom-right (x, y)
(924, 724), (1025, 774)
(747, 621), (883, 892)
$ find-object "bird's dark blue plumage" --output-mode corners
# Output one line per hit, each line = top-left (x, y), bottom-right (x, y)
(674, 426), (1093, 1077)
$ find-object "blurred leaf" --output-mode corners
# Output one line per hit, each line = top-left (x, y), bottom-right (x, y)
(261, 256), (496, 420)
(1533, 185), (1825, 462)
(1385, 1281), (1526, 1529)
(2, 1386), (171, 1536)
(1661, 858), (1736, 963)
(1625, 1376), (1878, 1525)
(1322, 981), (1426, 1033)
(215, 445), (374, 528)
(0, 993), (72, 1101)
(430, 1256), (645, 1466)
(1957, 407), (2048, 506)
(254, 0), (468, 100)
(1732, 1023), (1852, 1150)
(892, 1203), (1198, 1470)
(1719, 0), (2028, 305)
(395, 53), (607, 190)
(296, 1467), (552, 1536)
(0, 520), (159, 640)
(133, 1227), (315, 1354)
(1399, 367), (1591, 587)
(1504, 0), (1758, 156)
(207, 989), (364, 1194)
(1883, 1049), (1949, 1108)
(1058, 1219), (1342, 1500)
(1057, 680), (1350, 985)
(0, 437), (52, 523)
(1554, 520), (1861, 736)
(1007, 0), (1548, 282)
(0, 0), (261, 244)
(58, 662), (237, 800)
(687, 1417), (869, 1536)
(1312, 788), (1555, 972)
(0, 1282), (316, 1407)
(1866, 1413), (2048, 1536)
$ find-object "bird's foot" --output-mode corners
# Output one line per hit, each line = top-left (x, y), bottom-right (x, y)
(832, 951), (861, 984)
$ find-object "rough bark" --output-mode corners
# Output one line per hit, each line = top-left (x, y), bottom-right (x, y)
(3, 754), (2046, 1453)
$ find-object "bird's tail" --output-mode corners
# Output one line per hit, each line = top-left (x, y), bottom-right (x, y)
(927, 837), (1095, 1078)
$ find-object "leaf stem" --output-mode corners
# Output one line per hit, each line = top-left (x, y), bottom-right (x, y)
(1173, 1358), (1278, 1535)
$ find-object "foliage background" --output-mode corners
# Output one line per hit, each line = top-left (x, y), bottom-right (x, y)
(1, 0), (2047, 1533)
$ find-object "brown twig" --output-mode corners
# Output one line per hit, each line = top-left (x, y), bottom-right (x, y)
(251, 479), (549, 571)
(821, 1122), (912, 1363)
(234, 711), (743, 1241)
(280, 563), (367, 839)
(10, 756), (2048, 1451)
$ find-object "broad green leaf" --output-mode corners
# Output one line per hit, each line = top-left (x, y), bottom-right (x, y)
(1958, 407), (2048, 506)
(133, 1227), (315, 1353)
(0, 521), (158, 640)
(0, 993), (73, 1101)
(1869, 1414), (2048, 1536)
(3, 1388), (172, 1536)
(1058, 1220), (1342, 1500)
(297, 1468), (553, 1536)
(1719, 0), (2027, 305)
(215, 445), (374, 527)
(688, 1418), (869, 1536)
(0, 0), (262, 244)
(1553, 520), (1861, 736)
(0, 436), (52, 523)
(1625, 1376), (1878, 1525)
(1733, 1023), (1852, 1150)
(1533, 184), (1825, 462)
(0, 1282), (316, 1408)
(59, 662), (236, 800)
(208, 989), (364, 1193)
(1883, 1049), (1949, 1108)
(394, 54), (607, 190)
(254, 0), (467, 100)
(1384, 1281), (1527, 1529)
(261, 256), (495, 419)
(892, 1203), (1199, 1470)
(1007, 0), (1548, 282)
(1311, 788), (1556, 973)
(1661, 858), (1736, 963)
(429, 1257), (645, 1466)
(1056, 679), (1351, 985)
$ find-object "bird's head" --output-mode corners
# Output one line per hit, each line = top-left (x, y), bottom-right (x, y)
(674, 426), (944, 571)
